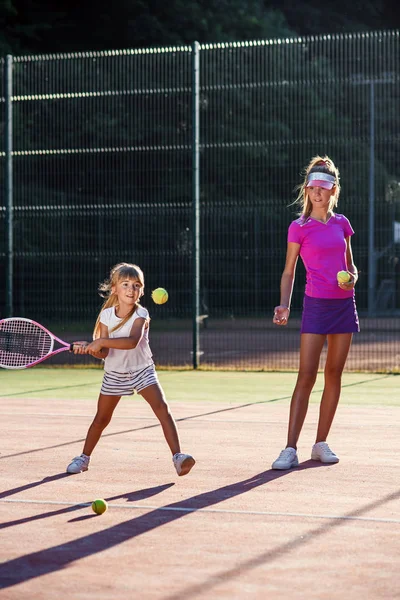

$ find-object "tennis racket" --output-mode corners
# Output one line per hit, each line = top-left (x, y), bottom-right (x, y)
(0, 317), (82, 369)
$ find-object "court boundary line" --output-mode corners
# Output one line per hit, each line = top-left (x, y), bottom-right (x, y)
(2, 396), (400, 460)
(0, 373), (392, 398)
(1, 412), (399, 426)
(1, 497), (399, 524)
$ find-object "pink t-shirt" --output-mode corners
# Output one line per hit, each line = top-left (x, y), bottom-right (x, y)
(288, 213), (355, 299)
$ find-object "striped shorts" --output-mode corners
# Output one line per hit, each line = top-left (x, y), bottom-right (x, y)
(100, 364), (159, 396)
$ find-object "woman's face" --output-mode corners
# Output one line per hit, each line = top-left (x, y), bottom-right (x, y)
(306, 185), (335, 210)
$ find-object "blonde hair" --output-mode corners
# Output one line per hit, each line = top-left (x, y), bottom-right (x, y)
(93, 263), (145, 339)
(295, 155), (340, 219)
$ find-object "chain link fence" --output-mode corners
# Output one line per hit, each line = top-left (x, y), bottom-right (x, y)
(1, 32), (399, 371)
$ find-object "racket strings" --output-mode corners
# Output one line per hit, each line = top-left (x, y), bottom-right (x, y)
(0, 321), (53, 367)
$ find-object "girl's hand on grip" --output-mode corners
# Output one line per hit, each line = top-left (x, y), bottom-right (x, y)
(72, 341), (89, 354)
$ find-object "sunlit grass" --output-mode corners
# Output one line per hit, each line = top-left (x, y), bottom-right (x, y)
(0, 369), (398, 405)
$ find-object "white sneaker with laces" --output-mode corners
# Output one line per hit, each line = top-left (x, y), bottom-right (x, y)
(311, 442), (339, 464)
(173, 453), (195, 476)
(67, 454), (90, 474)
(271, 447), (299, 470)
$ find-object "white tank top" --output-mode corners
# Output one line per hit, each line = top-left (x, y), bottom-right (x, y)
(100, 306), (153, 373)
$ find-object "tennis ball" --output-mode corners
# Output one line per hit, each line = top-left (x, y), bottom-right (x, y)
(91, 499), (108, 515)
(337, 270), (351, 283)
(151, 287), (168, 305)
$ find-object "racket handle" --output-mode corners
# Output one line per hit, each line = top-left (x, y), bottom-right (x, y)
(70, 341), (89, 353)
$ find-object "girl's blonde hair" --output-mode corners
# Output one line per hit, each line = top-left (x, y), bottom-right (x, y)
(295, 155), (340, 219)
(93, 263), (145, 339)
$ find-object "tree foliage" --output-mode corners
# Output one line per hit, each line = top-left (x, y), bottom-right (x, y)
(1, 0), (400, 56)
(1, 4), (399, 319)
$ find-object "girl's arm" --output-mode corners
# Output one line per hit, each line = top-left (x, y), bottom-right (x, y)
(83, 323), (110, 359)
(273, 242), (300, 325)
(86, 318), (147, 354)
(72, 322), (110, 358)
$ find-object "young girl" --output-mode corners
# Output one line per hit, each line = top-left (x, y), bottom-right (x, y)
(66, 262), (195, 477)
(272, 156), (359, 470)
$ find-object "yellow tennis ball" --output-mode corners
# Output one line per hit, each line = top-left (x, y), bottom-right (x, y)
(151, 287), (168, 305)
(337, 270), (351, 283)
(91, 499), (108, 515)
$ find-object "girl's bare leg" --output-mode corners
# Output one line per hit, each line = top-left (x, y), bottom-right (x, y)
(140, 384), (181, 455)
(315, 333), (353, 443)
(82, 394), (121, 456)
(286, 334), (326, 449)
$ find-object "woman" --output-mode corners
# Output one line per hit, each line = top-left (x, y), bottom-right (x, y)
(272, 155), (359, 470)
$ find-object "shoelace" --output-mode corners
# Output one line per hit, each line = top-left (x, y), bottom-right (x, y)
(280, 448), (295, 457)
(318, 443), (335, 455)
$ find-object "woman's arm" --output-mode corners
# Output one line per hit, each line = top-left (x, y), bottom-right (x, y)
(342, 236), (358, 290)
(273, 242), (300, 325)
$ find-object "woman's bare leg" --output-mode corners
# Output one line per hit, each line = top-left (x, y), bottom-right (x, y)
(286, 334), (326, 449)
(315, 333), (353, 443)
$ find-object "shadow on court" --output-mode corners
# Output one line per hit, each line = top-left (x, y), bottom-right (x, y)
(0, 402), (290, 460)
(0, 461), (364, 589)
(0, 473), (70, 500)
(0, 374), (388, 461)
(0, 483), (175, 530)
(162, 486), (400, 600)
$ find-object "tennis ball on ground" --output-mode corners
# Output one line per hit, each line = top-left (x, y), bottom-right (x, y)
(91, 499), (108, 515)
(337, 270), (351, 283)
(151, 287), (169, 305)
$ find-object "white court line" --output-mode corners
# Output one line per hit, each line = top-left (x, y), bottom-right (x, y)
(0, 413), (157, 419)
(0, 412), (296, 424)
(1, 413), (398, 426)
(0, 412), (289, 424)
(1, 498), (399, 524)
(0, 412), (312, 425)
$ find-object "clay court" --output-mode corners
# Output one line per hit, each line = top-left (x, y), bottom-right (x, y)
(0, 370), (399, 599)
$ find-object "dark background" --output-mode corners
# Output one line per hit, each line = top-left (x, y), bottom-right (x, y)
(1, 3), (399, 371)
(1, 0), (400, 56)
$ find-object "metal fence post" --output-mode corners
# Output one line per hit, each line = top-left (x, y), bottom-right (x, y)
(4, 55), (13, 317)
(192, 42), (200, 368)
(368, 80), (375, 317)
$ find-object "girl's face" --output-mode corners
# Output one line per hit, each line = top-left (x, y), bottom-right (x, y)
(307, 185), (335, 210)
(112, 277), (143, 305)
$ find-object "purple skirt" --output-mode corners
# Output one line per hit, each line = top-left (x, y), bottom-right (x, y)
(301, 295), (360, 334)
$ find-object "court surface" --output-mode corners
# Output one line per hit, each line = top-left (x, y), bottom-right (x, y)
(0, 370), (399, 599)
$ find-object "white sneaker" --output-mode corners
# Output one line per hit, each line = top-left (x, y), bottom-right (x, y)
(271, 447), (299, 470)
(67, 454), (90, 474)
(173, 453), (195, 476)
(311, 442), (339, 464)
